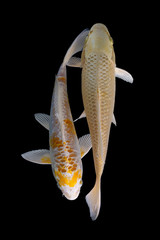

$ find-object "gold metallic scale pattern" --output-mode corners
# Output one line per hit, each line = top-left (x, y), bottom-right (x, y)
(82, 53), (115, 174)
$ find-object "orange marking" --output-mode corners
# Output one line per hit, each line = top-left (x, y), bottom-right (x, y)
(67, 149), (73, 153)
(67, 169), (72, 174)
(41, 156), (51, 164)
(69, 153), (77, 158)
(58, 76), (66, 83)
(55, 169), (82, 187)
(50, 136), (65, 150)
(71, 167), (76, 171)
(64, 119), (76, 135)
(81, 151), (85, 158)
(60, 159), (66, 163)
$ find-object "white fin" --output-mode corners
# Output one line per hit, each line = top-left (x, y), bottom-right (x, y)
(34, 113), (50, 130)
(21, 149), (51, 164)
(62, 29), (89, 67)
(112, 114), (117, 126)
(74, 110), (116, 126)
(67, 57), (82, 68)
(79, 134), (92, 158)
(115, 67), (133, 83)
(86, 178), (101, 221)
(74, 110), (86, 122)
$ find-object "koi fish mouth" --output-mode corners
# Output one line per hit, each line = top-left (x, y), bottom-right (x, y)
(63, 189), (80, 200)
(83, 23), (114, 60)
(53, 167), (82, 200)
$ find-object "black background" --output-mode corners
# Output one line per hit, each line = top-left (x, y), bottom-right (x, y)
(11, 2), (156, 237)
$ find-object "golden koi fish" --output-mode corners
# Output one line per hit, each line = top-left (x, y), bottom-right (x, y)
(68, 23), (133, 220)
(82, 24), (133, 220)
(22, 29), (92, 200)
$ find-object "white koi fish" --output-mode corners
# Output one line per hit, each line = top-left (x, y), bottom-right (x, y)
(68, 23), (133, 220)
(22, 29), (92, 200)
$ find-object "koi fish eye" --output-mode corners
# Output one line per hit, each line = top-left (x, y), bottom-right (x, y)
(84, 34), (89, 46)
(109, 36), (114, 46)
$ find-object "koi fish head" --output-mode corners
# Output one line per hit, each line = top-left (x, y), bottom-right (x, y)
(52, 161), (83, 200)
(83, 23), (114, 60)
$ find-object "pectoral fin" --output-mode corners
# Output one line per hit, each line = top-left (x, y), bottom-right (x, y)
(115, 67), (133, 83)
(21, 149), (51, 164)
(79, 134), (92, 158)
(74, 110), (116, 125)
(67, 57), (82, 68)
(112, 114), (117, 126)
(34, 113), (50, 130)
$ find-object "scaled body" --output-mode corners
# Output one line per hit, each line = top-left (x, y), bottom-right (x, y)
(49, 64), (83, 200)
(82, 24), (115, 175)
(80, 24), (133, 220)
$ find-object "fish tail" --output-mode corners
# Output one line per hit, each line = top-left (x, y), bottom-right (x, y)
(85, 177), (101, 221)
(61, 29), (89, 68)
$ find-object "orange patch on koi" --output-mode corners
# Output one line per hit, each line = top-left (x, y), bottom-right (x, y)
(64, 119), (76, 135)
(41, 156), (51, 164)
(50, 136), (65, 149)
(58, 76), (66, 82)
(55, 169), (82, 187)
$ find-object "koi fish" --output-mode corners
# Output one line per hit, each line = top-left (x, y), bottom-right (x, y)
(67, 23), (133, 220)
(22, 29), (92, 200)
(82, 24), (133, 220)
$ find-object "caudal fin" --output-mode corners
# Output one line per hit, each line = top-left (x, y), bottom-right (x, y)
(85, 178), (101, 221)
(62, 29), (89, 67)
